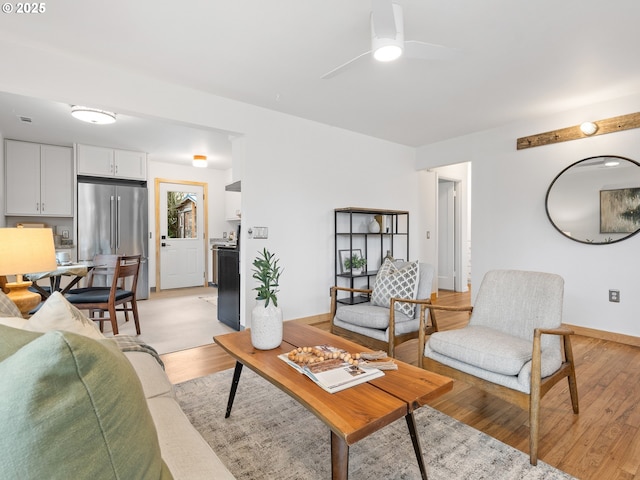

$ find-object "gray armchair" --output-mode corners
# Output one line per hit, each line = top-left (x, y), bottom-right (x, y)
(330, 262), (436, 357)
(419, 269), (579, 465)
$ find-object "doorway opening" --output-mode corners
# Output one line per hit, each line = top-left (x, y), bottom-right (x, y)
(438, 178), (458, 290)
(432, 162), (471, 293)
(155, 178), (209, 291)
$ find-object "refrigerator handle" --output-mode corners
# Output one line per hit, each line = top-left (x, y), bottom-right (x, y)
(116, 196), (121, 250)
(110, 195), (116, 249)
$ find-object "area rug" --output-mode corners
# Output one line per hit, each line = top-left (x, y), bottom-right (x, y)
(175, 369), (575, 480)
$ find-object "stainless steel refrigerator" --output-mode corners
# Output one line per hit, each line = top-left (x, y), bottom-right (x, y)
(77, 177), (149, 299)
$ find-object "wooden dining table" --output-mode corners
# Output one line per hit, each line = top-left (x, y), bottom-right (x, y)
(25, 263), (94, 298)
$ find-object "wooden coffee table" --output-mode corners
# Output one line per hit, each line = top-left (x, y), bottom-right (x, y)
(214, 322), (452, 480)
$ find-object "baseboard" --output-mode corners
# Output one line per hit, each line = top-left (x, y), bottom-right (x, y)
(291, 313), (332, 326)
(565, 323), (640, 348)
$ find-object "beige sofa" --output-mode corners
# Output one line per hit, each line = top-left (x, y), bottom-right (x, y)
(0, 291), (235, 480)
(124, 349), (236, 479)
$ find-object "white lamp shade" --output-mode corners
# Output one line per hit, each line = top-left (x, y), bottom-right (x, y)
(0, 228), (57, 276)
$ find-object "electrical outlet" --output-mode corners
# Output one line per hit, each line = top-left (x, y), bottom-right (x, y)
(609, 290), (620, 303)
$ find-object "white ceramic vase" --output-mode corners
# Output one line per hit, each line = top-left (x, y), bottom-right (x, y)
(251, 299), (283, 350)
(368, 218), (381, 233)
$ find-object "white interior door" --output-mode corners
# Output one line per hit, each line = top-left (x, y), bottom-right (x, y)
(438, 179), (456, 290)
(159, 183), (205, 289)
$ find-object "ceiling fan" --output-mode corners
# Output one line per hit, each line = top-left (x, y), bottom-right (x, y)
(321, 0), (458, 79)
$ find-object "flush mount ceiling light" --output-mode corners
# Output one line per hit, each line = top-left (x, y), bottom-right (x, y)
(580, 122), (598, 136)
(71, 106), (116, 124)
(192, 155), (208, 168)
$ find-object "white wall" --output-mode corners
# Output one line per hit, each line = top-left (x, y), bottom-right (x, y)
(239, 109), (417, 325)
(0, 37), (417, 327)
(417, 93), (640, 338)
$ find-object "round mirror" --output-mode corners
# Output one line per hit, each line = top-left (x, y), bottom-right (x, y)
(546, 155), (640, 244)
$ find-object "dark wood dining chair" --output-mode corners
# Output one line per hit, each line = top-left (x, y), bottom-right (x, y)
(65, 255), (141, 335)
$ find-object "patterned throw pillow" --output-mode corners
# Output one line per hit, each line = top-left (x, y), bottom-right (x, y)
(0, 290), (22, 318)
(371, 259), (420, 317)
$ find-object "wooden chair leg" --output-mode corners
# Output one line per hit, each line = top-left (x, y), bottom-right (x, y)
(90, 310), (105, 332)
(109, 304), (119, 335)
(564, 336), (580, 414)
(131, 299), (141, 335)
(529, 395), (540, 466)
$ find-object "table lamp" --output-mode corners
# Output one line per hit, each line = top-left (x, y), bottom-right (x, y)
(0, 227), (57, 317)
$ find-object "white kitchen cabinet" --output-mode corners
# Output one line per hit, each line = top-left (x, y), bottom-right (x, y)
(114, 149), (146, 179)
(225, 191), (241, 221)
(5, 140), (73, 216)
(77, 144), (147, 180)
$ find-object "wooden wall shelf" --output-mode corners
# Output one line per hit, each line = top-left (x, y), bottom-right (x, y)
(516, 112), (640, 150)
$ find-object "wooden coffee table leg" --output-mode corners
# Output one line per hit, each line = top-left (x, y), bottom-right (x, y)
(224, 361), (243, 418)
(330, 431), (349, 480)
(406, 412), (428, 480)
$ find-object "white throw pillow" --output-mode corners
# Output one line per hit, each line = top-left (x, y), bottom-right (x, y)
(0, 290), (22, 318)
(0, 317), (29, 329)
(24, 292), (105, 340)
(371, 259), (420, 317)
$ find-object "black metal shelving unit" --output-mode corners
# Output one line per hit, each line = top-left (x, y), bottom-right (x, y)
(334, 207), (409, 305)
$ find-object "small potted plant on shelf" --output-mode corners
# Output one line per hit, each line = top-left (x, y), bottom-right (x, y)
(251, 248), (283, 350)
(344, 254), (367, 275)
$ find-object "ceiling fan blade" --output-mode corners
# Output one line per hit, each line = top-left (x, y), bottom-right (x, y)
(321, 50), (371, 80)
(404, 40), (462, 61)
(371, 0), (397, 38)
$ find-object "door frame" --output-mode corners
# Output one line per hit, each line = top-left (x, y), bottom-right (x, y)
(154, 178), (208, 291)
(424, 162), (471, 294)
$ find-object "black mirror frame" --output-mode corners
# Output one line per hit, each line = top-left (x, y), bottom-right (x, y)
(545, 155), (640, 245)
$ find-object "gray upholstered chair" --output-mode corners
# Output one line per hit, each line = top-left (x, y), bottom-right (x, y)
(419, 269), (579, 465)
(330, 262), (437, 357)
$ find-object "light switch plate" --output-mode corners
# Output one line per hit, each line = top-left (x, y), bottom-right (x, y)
(253, 227), (268, 239)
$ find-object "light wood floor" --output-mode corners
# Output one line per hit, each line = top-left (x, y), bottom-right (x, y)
(161, 290), (640, 480)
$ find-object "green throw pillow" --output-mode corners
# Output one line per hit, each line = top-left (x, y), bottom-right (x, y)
(0, 324), (173, 480)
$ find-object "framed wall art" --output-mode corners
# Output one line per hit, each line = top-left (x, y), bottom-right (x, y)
(600, 187), (640, 233)
(338, 249), (363, 273)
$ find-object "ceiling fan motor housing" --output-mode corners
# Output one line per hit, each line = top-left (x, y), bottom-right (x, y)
(371, 2), (404, 61)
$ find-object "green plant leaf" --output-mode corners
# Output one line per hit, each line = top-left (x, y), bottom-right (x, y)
(251, 248), (282, 307)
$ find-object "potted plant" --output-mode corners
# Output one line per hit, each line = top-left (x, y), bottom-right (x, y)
(344, 254), (367, 275)
(250, 248), (284, 350)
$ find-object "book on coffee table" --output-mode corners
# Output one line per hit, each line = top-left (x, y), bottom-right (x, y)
(278, 346), (384, 394)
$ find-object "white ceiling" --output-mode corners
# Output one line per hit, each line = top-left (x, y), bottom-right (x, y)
(0, 92), (234, 170)
(1, 0), (640, 164)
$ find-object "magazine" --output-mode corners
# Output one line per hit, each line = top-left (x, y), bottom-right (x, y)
(278, 345), (384, 394)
